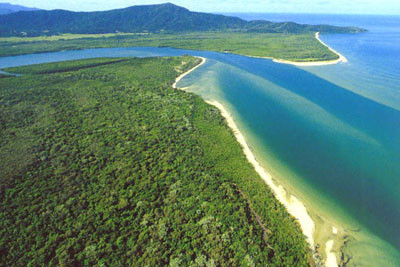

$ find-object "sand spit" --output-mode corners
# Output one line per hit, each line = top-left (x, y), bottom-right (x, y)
(173, 61), (315, 248)
(172, 56), (206, 89)
(173, 56), (341, 266)
(325, 226), (339, 267)
(250, 32), (347, 66)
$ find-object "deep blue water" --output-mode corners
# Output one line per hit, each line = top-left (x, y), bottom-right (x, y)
(216, 13), (400, 264)
(1, 14), (400, 265)
(225, 13), (400, 111)
(182, 51), (400, 265)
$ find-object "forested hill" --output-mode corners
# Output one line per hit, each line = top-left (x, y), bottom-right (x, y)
(0, 3), (365, 37)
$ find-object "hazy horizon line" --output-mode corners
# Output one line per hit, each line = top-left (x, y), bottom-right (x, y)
(1, 2), (400, 16)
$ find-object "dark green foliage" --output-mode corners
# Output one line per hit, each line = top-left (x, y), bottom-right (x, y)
(5, 58), (130, 75)
(0, 73), (13, 78)
(0, 3), (365, 37)
(245, 20), (365, 34)
(0, 32), (339, 62)
(0, 57), (311, 266)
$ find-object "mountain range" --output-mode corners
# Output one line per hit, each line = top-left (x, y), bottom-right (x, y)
(0, 3), (365, 37)
(0, 2), (40, 15)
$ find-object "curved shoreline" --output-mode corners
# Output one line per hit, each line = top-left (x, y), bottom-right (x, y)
(1, 32), (346, 68)
(174, 56), (341, 266)
(172, 56), (206, 88)
(205, 100), (315, 245)
(173, 59), (315, 249)
(251, 32), (347, 66)
(274, 32), (347, 66)
(204, 100), (344, 266)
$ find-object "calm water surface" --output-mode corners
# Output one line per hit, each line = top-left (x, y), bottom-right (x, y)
(1, 14), (399, 265)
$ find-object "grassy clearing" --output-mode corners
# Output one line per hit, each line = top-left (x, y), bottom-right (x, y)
(0, 32), (148, 42)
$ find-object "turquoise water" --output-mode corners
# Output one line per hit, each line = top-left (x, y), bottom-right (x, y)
(181, 53), (400, 265)
(1, 15), (400, 264)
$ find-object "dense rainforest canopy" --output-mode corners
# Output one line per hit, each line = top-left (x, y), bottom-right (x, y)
(0, 3), (365, 37)
(0, 56), (312, 265)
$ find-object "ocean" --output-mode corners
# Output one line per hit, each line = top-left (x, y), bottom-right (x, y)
(1, 13), (399, 265)
(182, 13), (400, 265)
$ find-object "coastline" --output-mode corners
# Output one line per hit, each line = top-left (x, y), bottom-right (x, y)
(205, 100), (315, 245)
(326, 227), (338, 267)
(251, 32), (347, 66)
(172, 56), (207, 88)
(275, 32), (347, 66)
(174, 56), (341, 266)
(207, 100), (343, 267)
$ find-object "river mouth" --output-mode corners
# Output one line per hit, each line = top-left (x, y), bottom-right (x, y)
(2, 44), (400, 265)
(179, 57), (400, 266)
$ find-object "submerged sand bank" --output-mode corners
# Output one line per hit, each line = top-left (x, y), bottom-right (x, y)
(206, 100), (315, 245)
(173, 56), (341, 266)
(326, 227), (339, 267)
(172, 57), (315, 249)
(207, 101), (347, 267)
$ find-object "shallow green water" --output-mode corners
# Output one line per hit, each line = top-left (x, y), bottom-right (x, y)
(181, 54), (400, 265)
(1, 16), (399, 263)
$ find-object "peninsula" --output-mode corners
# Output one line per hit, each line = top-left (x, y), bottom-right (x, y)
(0, 3), (372, 266)
(0, 56), (312, 266)
(0, 3), (365, 63)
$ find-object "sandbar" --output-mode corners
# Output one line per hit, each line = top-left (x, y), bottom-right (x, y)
(172, 56), (206, 88)
(252, 32), (347, 66)
(173, 56), (342, 267)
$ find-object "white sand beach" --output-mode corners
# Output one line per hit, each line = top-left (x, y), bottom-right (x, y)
(205, 100), (316, 247)
(173, 58), (316, 249)
(172, 56), (206, 88)
(274, 32), (347, 66)
(326, 239), (338, 267)
(173, 56), (341, 267)
(251, 32), (347, 66)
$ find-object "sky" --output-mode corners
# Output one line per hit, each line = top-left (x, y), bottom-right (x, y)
(3, 0), (400, 15)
